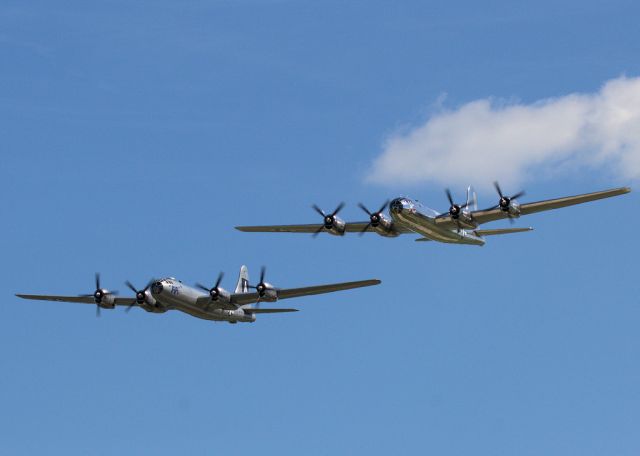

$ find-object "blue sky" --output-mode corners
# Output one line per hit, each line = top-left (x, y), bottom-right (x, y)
(1, 1), (639, 454)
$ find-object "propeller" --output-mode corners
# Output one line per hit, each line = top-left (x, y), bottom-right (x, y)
(78, 273), (117, 318)
(195, 272), (225, 310)
(124, 278), (154, 313)
(357, 200), (389, 235)
(249, 266), (269, 308)
(311, 202), (345, 236)
(493, 181), (525, 210)
(444, 189), (472, 232)
(488, 181), (525, 223)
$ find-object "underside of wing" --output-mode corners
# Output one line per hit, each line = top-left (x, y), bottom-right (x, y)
(345, 222), (389, 233)
(244, 308), (299, 314)
(471, 186), (631, 225)
(276, 279), (381, 300)
(519, 187), (631, 216)
(229, 292), (261, 306)
(236, 224), (325, 233)
(15, 294), (135, 306)
(194, 296), (237, 310)
(230, 279), (381, 305)
(235, 223), (412, 234)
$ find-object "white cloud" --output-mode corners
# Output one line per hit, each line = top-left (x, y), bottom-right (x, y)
(369, 76), (640, 190)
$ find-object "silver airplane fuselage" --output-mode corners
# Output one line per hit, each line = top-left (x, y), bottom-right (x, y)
(145, 278), (255, 323)
(389, 197), (485, 246)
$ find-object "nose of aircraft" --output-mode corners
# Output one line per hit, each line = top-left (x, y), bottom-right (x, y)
(390, 198), (409, 214)
(151, 281), (164, 295)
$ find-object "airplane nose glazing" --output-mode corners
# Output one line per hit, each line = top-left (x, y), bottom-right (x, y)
(390, 199), (405, 213)
(151, 282), (164, 294)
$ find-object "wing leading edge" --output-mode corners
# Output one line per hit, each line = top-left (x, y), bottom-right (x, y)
(15, 294), (136, 306)
(235, 223), (412, 234)
(435, 187), (631, 227)
(230, 279), (381, 306)
(235, 223), (330, 233)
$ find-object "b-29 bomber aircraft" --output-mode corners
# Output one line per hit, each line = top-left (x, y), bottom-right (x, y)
(236, 183), (631, 246)
(16, 266), (381, 324)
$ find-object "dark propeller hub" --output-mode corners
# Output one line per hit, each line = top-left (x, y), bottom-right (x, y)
(492, 182), (524, 214)
(125, 279), (154, 311)
(94, 290), (103, 302)
(445, 189), (468, 221)
(195, 272), (225, 304)
(312, 203), (345, 235)
(248, 266), (271, 308)
(357, 201), (390, 234)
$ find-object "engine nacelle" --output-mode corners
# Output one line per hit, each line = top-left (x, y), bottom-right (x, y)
(325, 216), (346, 236)
(95, 290), (115, 309)
(210, 287), (231, 303)
(372, 215), (400, 237)
(141, 291), (157, 307)
(504, 200), (521, 217)
(257, 283), (278, 302)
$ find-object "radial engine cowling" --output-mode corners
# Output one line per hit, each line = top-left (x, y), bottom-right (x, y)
(500, 199), (521, 217)
(256, 283), (278, 302)
(209, 287), (231, 303)
(95, 290), (116, 309)
(324, 216), (346, 236)
(357, 201), (399, 237)
(312, 203), (346, 236)
(139, 292), (158, 310)
(493, 182), (525, 218)
(371, 214), (399, 237)
(195, 273), (232, 305)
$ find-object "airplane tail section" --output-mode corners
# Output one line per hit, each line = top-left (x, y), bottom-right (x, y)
(474, 227), (533, 236)
(466, 186), (478, 211)
(415, 227), (532, 241)
(235, 265), (250, 293)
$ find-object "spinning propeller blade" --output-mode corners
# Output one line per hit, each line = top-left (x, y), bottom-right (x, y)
(311, 202), (345, 236)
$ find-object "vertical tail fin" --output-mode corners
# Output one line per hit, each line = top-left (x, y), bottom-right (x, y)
(466, 186), (478, 211)
(235, 265), (250, 293)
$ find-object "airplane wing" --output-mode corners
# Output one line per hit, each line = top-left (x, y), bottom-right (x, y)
(235, 223), (412, 234)
(229, 279), (381, 306)
(435, 187), (631, 227)
(15, 294), (135, 306)
(193, 296), (238, 310)
(244, 308), (299, 314)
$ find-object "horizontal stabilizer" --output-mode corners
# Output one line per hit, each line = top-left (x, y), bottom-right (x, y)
(474, 227), (533, 236)
(244, 308), (299, 314)
(415, 227), (532, 242)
